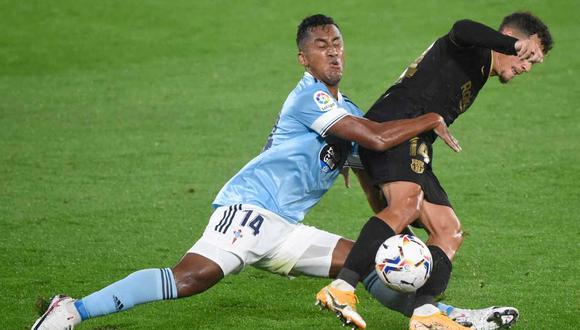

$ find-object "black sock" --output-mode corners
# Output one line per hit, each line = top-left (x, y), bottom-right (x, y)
(337, 216), (395, 288)
(413, 245), (452, 308)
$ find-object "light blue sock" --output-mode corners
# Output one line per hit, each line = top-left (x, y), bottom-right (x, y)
(363, 270), (458, 317)
(363, 270), (415, 317)
(74, 268), (177, 320)
(437, 302), (455, 315)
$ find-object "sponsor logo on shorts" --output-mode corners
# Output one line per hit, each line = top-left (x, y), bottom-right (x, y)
(319, 144), (338, 173)
(313, 91), (337, 112)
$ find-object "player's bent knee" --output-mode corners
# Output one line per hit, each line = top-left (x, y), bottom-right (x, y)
(171, 254), (224, 297)
(329, 238), (353, 278)
(430, 215), (462, 238)
(378, 198), (422, 232)
(173, 268), (218, 296)
(446, 229), (464, 250)
(452, 228), (464, 248)
(430, 228), (464, 261)
(448, 231), (464, 261)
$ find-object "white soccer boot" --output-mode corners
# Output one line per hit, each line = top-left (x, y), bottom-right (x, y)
(449, 306), (519, 330)
(31, 295), (82, 330)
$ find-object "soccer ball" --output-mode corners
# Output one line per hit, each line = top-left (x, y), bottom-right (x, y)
(375, 234), (432, 293)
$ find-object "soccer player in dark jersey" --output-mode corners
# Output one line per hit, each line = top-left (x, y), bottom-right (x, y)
(317, 12), (553, 330)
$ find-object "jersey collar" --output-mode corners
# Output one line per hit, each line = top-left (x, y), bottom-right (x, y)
(303, 71), (343, 102)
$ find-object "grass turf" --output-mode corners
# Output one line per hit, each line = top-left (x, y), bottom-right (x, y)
(1, 0), (578, 328)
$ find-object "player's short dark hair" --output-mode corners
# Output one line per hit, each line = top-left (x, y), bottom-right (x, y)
(499, 11), (553, 54)
(296, 14), (340, 50)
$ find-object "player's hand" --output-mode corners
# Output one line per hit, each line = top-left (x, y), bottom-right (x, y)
(433, 117), (461, 152)
(515, 34), (544, 63)
(340, 167), (351, 188)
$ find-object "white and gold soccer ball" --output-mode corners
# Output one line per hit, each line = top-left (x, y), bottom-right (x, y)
(375, 234), (432, 293)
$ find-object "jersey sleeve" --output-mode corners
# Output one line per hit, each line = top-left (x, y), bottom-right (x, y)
(350, 104), (364, 118)
(448, 19), (518, 55)
(290, 89), (349, 137)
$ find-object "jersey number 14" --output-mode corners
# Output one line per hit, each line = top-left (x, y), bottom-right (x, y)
(214, 207), (264, 236)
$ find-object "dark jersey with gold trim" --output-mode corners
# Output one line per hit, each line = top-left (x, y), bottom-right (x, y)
(366, 20), (518, 128)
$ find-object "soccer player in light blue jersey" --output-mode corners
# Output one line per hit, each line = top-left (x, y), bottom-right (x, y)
(32, 14), (503, 330)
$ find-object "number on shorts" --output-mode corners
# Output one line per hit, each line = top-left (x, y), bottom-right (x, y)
(214, 206), (263, 236)
(240, 210), (264, 236)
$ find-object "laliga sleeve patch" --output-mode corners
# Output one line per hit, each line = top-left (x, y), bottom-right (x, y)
(313, 91), (337, 112)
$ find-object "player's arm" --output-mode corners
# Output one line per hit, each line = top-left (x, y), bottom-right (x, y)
(328, 113), (461, 152)
(449, 19), (543, 62)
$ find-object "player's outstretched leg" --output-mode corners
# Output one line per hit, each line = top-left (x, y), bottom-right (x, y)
(31, 253), (228, 330)
(362, 269), (415, 315)
(363, 271), (519, 330)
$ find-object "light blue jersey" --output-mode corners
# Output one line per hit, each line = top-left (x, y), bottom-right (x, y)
(212, 72), (363, 224)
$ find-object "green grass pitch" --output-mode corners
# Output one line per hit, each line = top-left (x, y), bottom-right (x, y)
(1, 0), (579, 328)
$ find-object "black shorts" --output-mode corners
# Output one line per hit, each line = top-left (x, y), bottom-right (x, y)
(359, 134), (452, 208)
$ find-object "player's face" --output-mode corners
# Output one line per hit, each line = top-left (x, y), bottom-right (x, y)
(494, 32), (541, 84)
(495, 54), (534, 84)
(298, 25), (344, 87)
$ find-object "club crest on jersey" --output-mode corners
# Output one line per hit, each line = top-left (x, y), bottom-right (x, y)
(313, 91), (337, 112)
(319, 144), (338, 173)
(231, 228), (243, 244)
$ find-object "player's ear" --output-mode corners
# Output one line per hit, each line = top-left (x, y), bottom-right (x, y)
(298, 51), (308, 67)
(501, 27), (515, 37)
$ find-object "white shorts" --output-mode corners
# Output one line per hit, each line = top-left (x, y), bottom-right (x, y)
(188, 204), (342, 277)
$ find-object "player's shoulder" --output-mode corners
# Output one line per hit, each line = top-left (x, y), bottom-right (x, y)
(341, 93), (363, 116)
(341, 93), (359, 109)
(292, 72), (329, 100)
(286, 73), (337, 112)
